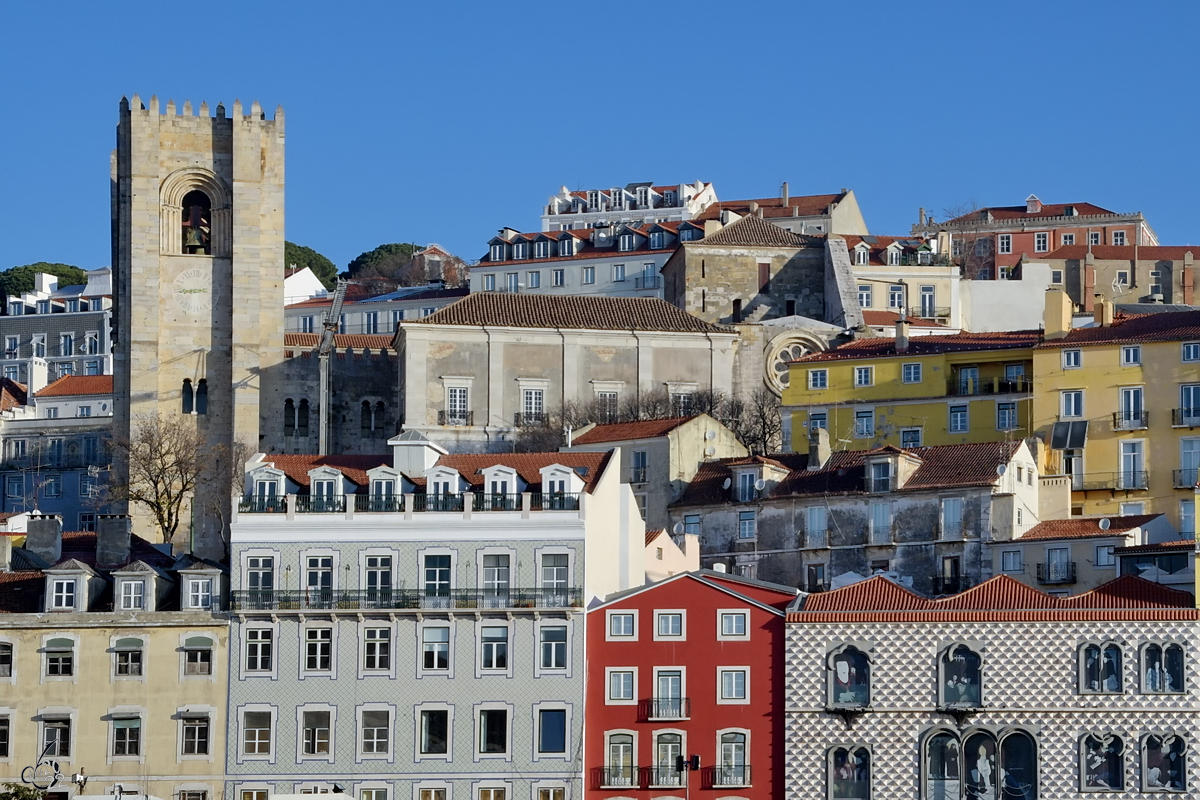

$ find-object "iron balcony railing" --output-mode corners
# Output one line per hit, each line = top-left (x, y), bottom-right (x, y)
(239, 496), (285, 513)
(805, 529), (828, 549)
(900, 254), (952, 266)
(1037, 562), (1077, 584)
(354, 494), (404, 512)
(473, 493), (521, 511)
(630, 467), (648, 484)
(530, 492), (581, 510)
(437, 410), (473, 426)
(1172, 408), (1200, 427)
(642, 697), (690, 720)
(915, 305), (952, 318)
(712, 766), (751, 787)
(230, 586), (582, 611)
(412, 494), (465, 512)
(239, 492), (581, 514)
(293, 495), (346, 513)
(514, 412), (546, 427)
(1113, 410), (1149, 430)
(1076, 471), (1150, 491)
(0, 455), (112, 472)
(634, 275), (661, 290)
(648, 768), (684, 787)
(599, 766), (637, 788)
(1173, 469), (1199, 489)
(947, 377), (1031, 397)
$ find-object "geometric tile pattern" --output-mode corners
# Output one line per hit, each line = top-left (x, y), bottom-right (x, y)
(785, 619), (1200, 798)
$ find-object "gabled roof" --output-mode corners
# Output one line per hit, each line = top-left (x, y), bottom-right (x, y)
(1017, 514), (1161, 541)
(0, 377), (27, 411)
(861, 310), (949, 328)
(36, 375), (113, 398)
(789, 573), (1195, 622)
(407, 294), (733, 334)
(0, 571), (46, 613)
(676, 453), (810, 506)
(592, 570), (796, 615)
(283, 333), (396, 350)
(645, 528), (667, 547)
(694, 213), (822, 248)
(258, 454), (394, 487)
(1041, 244), (1197, 262)
(433, 451), (611, 494)
(1035, 310), (1200, 349)
(793, 330), (1040, 363)
(946, 202), (1117, 224)
(572, 416), (699, 445)
(694, 192), (847, 221)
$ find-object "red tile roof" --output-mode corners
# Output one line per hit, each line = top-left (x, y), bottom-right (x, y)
(572, 416), (698, 445)
(1017, 515), (1161, 541)
(407, 293), (733, 334)
(947, 202), (1117, 224)
(694, 192), (847, 221)
(694, 214), (822, 247)
(1041, 244), (1198, 262)
(36, 375), (113, 397)
(861, 310), (949, 328)
(283, 333), (396, 350)
(1036, 309), (1200, 349)
(0, 377), (27, 411)
(286, 285), (468, 309)
(1114, 540), (1196, 555)
(840, 235), (933, 266)
(434, 451), (612, 493)
(793, 330), (1040, 363)
(645, 528), (666, 547)
(789, 574), (1196, 622)
(260, 454), (393, 487)
(0, 570), (46, 613)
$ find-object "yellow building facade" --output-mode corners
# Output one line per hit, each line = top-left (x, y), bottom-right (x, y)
(783, 326), (1040, 451)
(1034, 293), (1200, 535)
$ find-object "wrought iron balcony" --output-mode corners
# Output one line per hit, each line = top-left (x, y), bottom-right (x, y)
(1172, 408), (1200, 427)
(437, 410), (473, 426)
(1113, 411), (1149, 430)
(914, 305), (952, 318)
(630, 467), (648, 484)
(1173, 469), (1199, 489)
(514, 411), (546, 427)
(239, 496), (285, 514)
(530, 492), (581, 510)
(354, 494), (404, 512)
(712, 766), (751, 787)
(947, 377), (1030, 396)
(642, 697), (690, 720)
(293, 495), (346, 513)
(634, 275), (661, 290)
(1076, 471), (1149, 491)
(1037, 562), (1077, 584)
(648, 768), (684, 787)
(230, 586), (582, 612)
(472, 492), (520, 511)
(412, 493), (465, 512)
(599, 766), (637, 788)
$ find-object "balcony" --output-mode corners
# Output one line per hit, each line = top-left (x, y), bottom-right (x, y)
(634, 275), (661, 290)
(412, 493), (465, 512)
(530, 492), (581, 510)
(437, 410), (473, 426)
(293, 495), (346, 513)
(867, 526), (893, 546)
(914, 305), (952, 319)
(1172, 408), (1200, 427)
(630, 467), (648, 484)
(1173, 469), (1198, 489)
(1075, 471), (1149, 491)
(239, 496), (285, 514)
(947, 377), (1030, 396)
(514, 411), (546, 427)
(900, 254), (952, 266)
(230, 586), (583, 612)
(642, 697), (690, 720)
(712, 766), (751, 787)
(648, 768), (684, 788)
(1037, 562), (1077, 585)
(472, 492), (520, 512)
(599, 766), (637, 789)
(1113, 410), (1149, 430)
(354, 494), (404, 512)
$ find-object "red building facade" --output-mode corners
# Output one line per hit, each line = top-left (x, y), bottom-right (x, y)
(585, 571), (796, 800)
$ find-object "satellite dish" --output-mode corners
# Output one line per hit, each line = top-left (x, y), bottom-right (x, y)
(672, 522), (684, 535)
(754, 478), (767, 491)
(996, 464), (1007, 476)
(705, 430), (717, 441)
(705, 446), (716, 457)
(722, 477), (732, 490)
(1099, 518), (1111, 530)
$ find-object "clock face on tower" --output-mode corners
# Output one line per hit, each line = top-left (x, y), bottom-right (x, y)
(173, 267), (214, 315)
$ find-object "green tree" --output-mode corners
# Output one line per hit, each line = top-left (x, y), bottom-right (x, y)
(0, 263), (87, 298)
(285, 241), (338, 289)
(1, 783), (46, 800)
(346, 243), (422, 285)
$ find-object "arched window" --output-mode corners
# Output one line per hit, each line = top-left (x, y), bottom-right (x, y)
(830, 746), (870, 799)
(375, 401), (387, 436)
(181, 190), (212, 255)
(924, 729), (1038, 800)
(361, 401), (372, 437)
(284, 399), (296, 436)
(828, 646), (871, 707)
(1081, 643), (1123, 694)
(718, 732), (748, 787)
(298, 399), (310, 438)
(963, 731), (997, 798)
(1082, 734), (1123, 790)
(182, 379), (194, 414)
(1143, 735), (1186, 791)
(195, 379), (208, 415)
(1000, 730), (1037, 799)
(1143, 643), (1185, 693)
(605, 733), (634, 787)
(925, 731), (961, 799)
(655, 733), (682, 787)
(941, 645), (982, 707)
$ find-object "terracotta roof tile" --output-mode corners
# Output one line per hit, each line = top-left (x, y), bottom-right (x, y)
(1036, 309), (1200, 349)
(861, 310), (949, 328)
(407, 294), (733, 334)
(1018, 515), (1161, 541)
(694, 214), (822, 247)
(1114, 539), (1196, 555)
(694, 193), (846, 221)
(434, 451), (611, 493)
(645, 528), (666, 547)
(0, 377), (27, 411)
(36, 375), (113, 398)
(572, 416), (698, 445)
(1041, 244), (1198, 262)
(261, 454), (393, 487)
(0, 570), (45, 613)
(794, 330), (1040, 363)
(948, 202), (1116, 224)
(283, 333), (396, 350)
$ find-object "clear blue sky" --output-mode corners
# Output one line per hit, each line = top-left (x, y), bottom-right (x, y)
(2, 0), (1198, 272)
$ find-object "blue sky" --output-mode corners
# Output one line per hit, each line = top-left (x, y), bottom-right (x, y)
(1, 1), (1198, 272)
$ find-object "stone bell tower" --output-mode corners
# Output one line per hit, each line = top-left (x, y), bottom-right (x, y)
(111, 94), (285, 559)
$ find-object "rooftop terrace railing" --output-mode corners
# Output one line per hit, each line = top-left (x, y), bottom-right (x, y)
(230, 587), (582, 611)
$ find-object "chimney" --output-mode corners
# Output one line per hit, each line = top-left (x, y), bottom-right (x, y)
(1026, 195), (1042, 214)
(0, 534), (11, 572)
(96, 514), (132, 568)
(919, 207), (927, 226)
(25, 514), (63, 565)
(1094, 296), (1114, 327)
(1043, 288), (1072, 340)
(781, 182), (789, 205)
(895, 318), (910, 353)
(749, 201), (759, 215)
(808, 427), (832, 470)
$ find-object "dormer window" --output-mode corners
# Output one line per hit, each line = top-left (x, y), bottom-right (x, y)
(868, 462), (892, 493)
(618, 234), (635, 252)
(610, 190), (623, 210)
(559, 238), (574, 257)
(513, 243), (528, 260)
(650, 232), (665, 250)
(736, 472), (757, 502)
(665, 190), (677, 206)
(534, 241), (549, 259)
(587, 190), (600, 210)
(636, 187), (649, 207)
(490, 244), (506, 262)
(120, 579), (145, 610)
(7, 301), (21, 316)
(51, 578), (76, 610)
(37, 300), (50, 315)
(187, 576), (214, 609)
(855, 247), (869, 266)
(887, 248), (901, 266)
(679, 227), (698, 242)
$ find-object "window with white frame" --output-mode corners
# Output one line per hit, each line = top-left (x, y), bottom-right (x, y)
(1035, 232), (1049, 252)
(42, 717), (71, 757)
(182, 715), (210, 755)
(527, 270), (540, 288)
(808, 369), (827, 390)
(1061, 233), (1075, 246)
(612, 263), (626, 282)
(608, 611), (635, 639)
(359, 709), (391, 756)
(855, 366), (873, 387)
(1063, 349), (1082, 369)
(477, 708), (509, 755)
(855, 410), (874, 438)
(244, 628), (273, 672)
(111, 716), (142, 757)
(900, 428), (922, 448)
(888, 285), (903, 309)
(419, 708), (449, 754)
(807, 506), (828, 547)
(997, 401), (1017, 430)
(582, 266), (595, 285)
(998, 234), (1012, 254)
(854, 248), (868, 266)
(887, 248), (901, 266)
(941, 497), (963, 538)
(480, 626), (508, 671)
(422, 626), (450, 671)
(608, 669), (634, 702)
(51, 578), (76, 610)
(857, 285), (872, 307)
(241, 710), (273, 756)
(184, 636), (213, 676)
(114, 637), (144, 676)
(304, 627), (333, 673)
(738, 510), (756, 539)
(655, 611), (684, 639)
(719, 668), (748, 702)
(1112, 231), (1127, 246)
(363, 627), (390, 671)
(902, 363), (922, 383)
(719, 611), (748, 639)
(1061, 390), (1083, 418)
(0, 641), (12, 680)
(1122, 345), (1141, 366)
(552, 269), (564, 287)
(540, 626), (567, 670)
(120, 580), (145, 610)
(483, 274), (496, 291)
(186, 577), (213, 609)
(537, 708), (567, 755)
(301, 709), (330, 756)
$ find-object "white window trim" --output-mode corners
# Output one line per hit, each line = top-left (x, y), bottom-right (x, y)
(530, 781), (570, 800)
(854, 366), (874, 387)
(474, 545), (517, 604)
(648, 727), (688, 785)
(473, 701), (515, 762)
(105, 705), (147, 765)
(240, 620), (279, 681)
(533, 617), (573, 679)
(531, 702), (573, 762)
(475, 618), (515, 679)
(653, 609), (687, 641)
(411, 781), (453, 800)
(235, 703), (277, 764)
(605, 666), (638, 706)
(413, 702), (455, 763)
(533, 545), (576, 592)
(238, 547), (281, 594)
(35, 706), (78, 764)
(299, 546), (341, 594)
(299, 621), (339, 680)
(116, 576), (149, 612)
(355, 702), (396, 764)
(715, 726), (752, 778)
(605, 608), (638, 641)
(417, 546), (459, 608)
(470, 780), (513, 800)
(176, 703), (217, 764)
(41, 632), (80, 685)
(716, 609), (751, 642)
(178, 631), (218, 684)
(716, 666), (751, 705)
(651, 666), (688, 717)
(808, 369), (828, 390)
(902, 363), (922, 384)
(358, 620), (397, 680)
(1063, 349), (1082, 369)
(416, 618), (456, 680)
(110, 633), (148, 684)
(0, 635), (15, 685)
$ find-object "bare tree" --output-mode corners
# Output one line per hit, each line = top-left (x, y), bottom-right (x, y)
(938, 200), (995, 280)
(723, 388), (784, 455)
(203, 437), (254, 539)
(106, 413), (207, 543)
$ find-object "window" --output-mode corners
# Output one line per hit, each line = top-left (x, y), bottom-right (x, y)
(512, 243), (528, 260)
(483, 274), (496, 291)
(808, 369), (828, 390)
(301, 315), (315, 333)
(1142, 643), (1185, 693)
(998, 234), (1012, 254)
(886, 248), (901, 266)
(854, 366), (873, 387)
(1142, 735), (1186, 790)
(540, 626), (567, 669)
(925, 730), (1036, 800)
(120, 580), (145, 610)
(656, 732), (684, 783)
(1112, 231), (1127, 246)
(1096, 545), (1116, 567)
(559, 238), (573, 257)
(301, 710), (330, 755)
(940, 644), (982, 706)
(185, 638), (212, 675)
(582, 266), (595, 284)
(305, 627), (333, 672)
(112, 717), (141, 756)
(1081, 642), (1122, 693)
(869, 502), (891, 544)
(46, 407), (58, 419)
(1001, 550), (1022, 573)
(656, 612), (683, 638)
(51, 579), (76, 610)
(1122, 345), (1141, 366)
(857, 285), (872, 308)
(552, 269), (564, 287)
(609, 670), (634, 701)
(1051, 269), (1063, 284)
(809, 411), (827, 430)
(609, 612), (634, 638)
(478, 708), (508, 754)
(869, 462), (892, 493)
(720, 612), (747, 638)
(738, 511), (756, 540)
(829, 646), (870, 706)
(883, 285), (902, 309)
(1082, 733), (1123, 790)
(949, 404), (968, 433)
(481, 626), (508, 671)
(43, 718), (70, 757)
(245, 628), (273, 671)
(506, 272), (519, 293)
(43, 474), (61, 498)
(445, 386), (468, 426)
(364, 311), (379, 334)
(242, 711), (272, 755)
(900, 428), (922, 448)
(720, 668), (747, 701)
(1063, 349), (1082, 369)
(941, 497), (963, 538)
(1061, 390), (1083, 418)
(683, 514), (700, 536)
(1061, 233), (1075, 246)
(420, 709), (448, 754)
(77, 405), (91, 417)
(831, 746), (871, 799)
(1181, 500), (1195, 538)
(425, 554), (451, 597)
(618, 234), (634, 252)
(806, 506), (828, 548)
(1116, 270), (1129, 286)
(538, 709), (567, 754)
(1035, 232), (1048, 252)
(0, 642), (10, 678)
(597, 390), (618, 422)
(854, 249), (868, 266)
(541, 552), (569, 593)
(182, 716), (210, 755)
(32, 335), (45, 358)
(360, 710), (390, 755)
(997, 401), (1017, 430)
(612, 263), (625, 282)
(115, 639), (143, 676)
(534, 241), (548, 259)
(855, 410), (874, 438)
(422, 626), (450, 670)
(1089, 231), (1101, 246)
(246, 556), (274, 592)
(527, 270), (540, 289)
(902, 363), (922, 383)
(356, 627), (391, 672)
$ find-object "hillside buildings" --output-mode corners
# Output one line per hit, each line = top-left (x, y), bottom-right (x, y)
(541, 182), (718, 231)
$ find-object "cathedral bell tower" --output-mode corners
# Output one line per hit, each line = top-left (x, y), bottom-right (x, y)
(112, 95), (285, 559)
